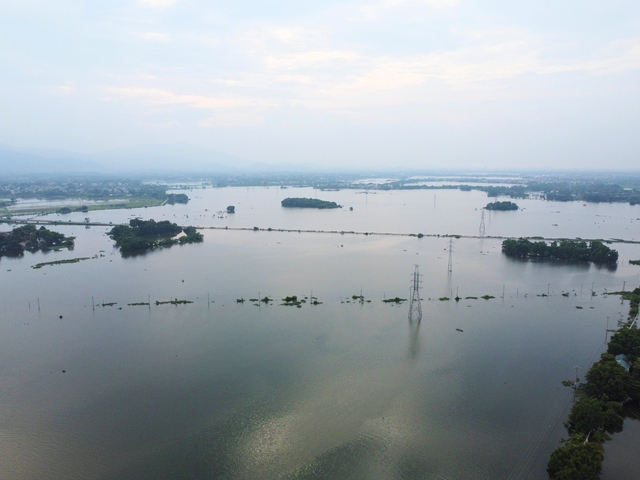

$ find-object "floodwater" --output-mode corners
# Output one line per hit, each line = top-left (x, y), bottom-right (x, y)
(1, 187), (640, 479)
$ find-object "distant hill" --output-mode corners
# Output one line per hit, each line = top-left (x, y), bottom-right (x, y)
(0, 143), (331, 175)
(0, 148), (106, 174)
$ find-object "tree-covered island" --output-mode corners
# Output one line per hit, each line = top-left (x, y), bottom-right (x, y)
(485, 201), (519, 211)
(281, 197), (342, 209)
(166, 193), (189, 204)
(108, 218), (203, 255)
(502, 238), (618, 265)
(0, 224), (74, 257)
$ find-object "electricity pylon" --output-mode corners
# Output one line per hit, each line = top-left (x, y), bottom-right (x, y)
(447, 238), (453, 274)
(479, 209), (486, 237)
(409, 265), (422, 323)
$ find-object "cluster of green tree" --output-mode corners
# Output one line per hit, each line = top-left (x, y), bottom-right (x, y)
(179, 226), (204, 244)
(501, 238), (618, 264)
(107, 219), (202, 255)
(281, 197), (342, 209)
(0, 224), (74, 257)
(54, 206), (89, 214)
(528, 182), (640, 205)
(166, 193), (189, 204)
(129, 218), (183, 236)
(548, 301), (640, 479)
(614, 288), (640, 320)
(485, 201), (519, 211)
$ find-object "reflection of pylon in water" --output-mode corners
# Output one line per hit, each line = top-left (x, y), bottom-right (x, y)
(447, 238), (453, 274)
(479, 209), (486, 237)
(409, 265), (422, 322)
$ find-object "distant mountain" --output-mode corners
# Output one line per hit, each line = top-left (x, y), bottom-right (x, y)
(0, 147), (106, 174)
(0, 143), (351, 175)
(93, 143), (251, 173)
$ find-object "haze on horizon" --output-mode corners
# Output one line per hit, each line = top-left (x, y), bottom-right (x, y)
(1, 0), (639, 172)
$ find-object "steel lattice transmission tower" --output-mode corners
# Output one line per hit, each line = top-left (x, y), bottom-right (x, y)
(447, 238), (453, 274)
(409, 265), (422, 322)
(479, 209), (486, 237)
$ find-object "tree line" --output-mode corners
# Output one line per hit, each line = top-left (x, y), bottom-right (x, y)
(502, 238), (618, 265)
(547, 287), (640, 479)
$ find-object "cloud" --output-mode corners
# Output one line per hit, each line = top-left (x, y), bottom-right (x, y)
(50, 84), (75, 95)
(358, 0), (459, 21)
(264, 50), (360, 70)
(136, 32), (171, 42)
(106, 87), (277, 126)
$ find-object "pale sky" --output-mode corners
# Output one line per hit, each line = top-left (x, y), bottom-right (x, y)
(1, 0), (639, 170)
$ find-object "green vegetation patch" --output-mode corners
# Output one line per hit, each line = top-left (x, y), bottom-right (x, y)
(281, 295), (302, 306)
(547, 286), (640, 479)
(439, 297), (450, 301)
(281, 197), (341, 209)
(502, 238), (618, 265)
(382, 297), (407, 303)
(155, 299), (193, 305)
(481, 295), (495, 300)
(108, 218), (202, 255)
(128, 302), (150, 306)
(32, 257), (90, 269)
(485, 201), (518, 211)
(630, 259), (640, 265)
(0, 224), (74, 257)
(166, 193), (189, 204)
(606, 287), (640, 319)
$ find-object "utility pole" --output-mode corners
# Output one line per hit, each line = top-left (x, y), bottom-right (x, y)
(479, 209), (486, 237)
(409, 265), (423, 323)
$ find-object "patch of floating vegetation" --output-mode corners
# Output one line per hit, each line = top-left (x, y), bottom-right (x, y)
(562, 292), (570, 297)
(439, 297), (450, 301)
(236, 298), (245, 303)
(128, 302), (150, 306)
(32, 257), (90, 269)
(576, 306), (583, 309)
(465, 296), (478, 300)
(281, 295), (303, 307)
(481, 295), (495, 300)
(382, 297), (407, 303)
(630, 259), (640, 265)
(155, 299), (193, 305)
(101, 302), (117, 307)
